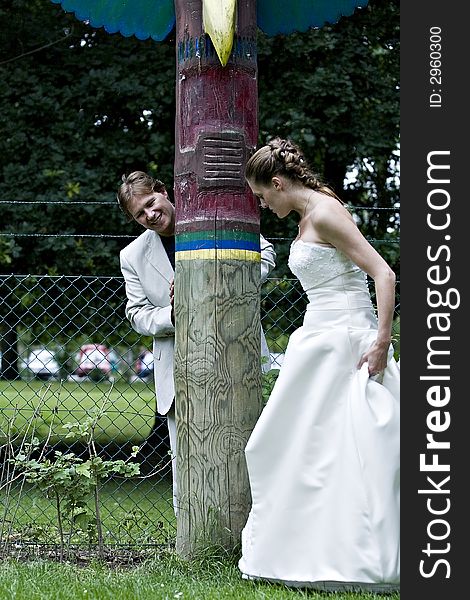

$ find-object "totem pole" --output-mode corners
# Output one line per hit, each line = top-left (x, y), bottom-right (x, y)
(173, 0), (261, 555)
(50, 0), (367, 557)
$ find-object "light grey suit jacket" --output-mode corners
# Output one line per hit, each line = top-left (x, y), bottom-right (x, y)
(120, 230), (276, 415)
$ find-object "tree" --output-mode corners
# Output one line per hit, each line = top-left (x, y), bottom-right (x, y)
(1, 0), (176, 276)
(1, 0), (398, 275)
(0, 0), (399, 375)
(256, 0), (399, 272)
(0, 0), (176, 376)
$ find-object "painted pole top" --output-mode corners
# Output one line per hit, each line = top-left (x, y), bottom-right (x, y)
(50, 0), (368, 41)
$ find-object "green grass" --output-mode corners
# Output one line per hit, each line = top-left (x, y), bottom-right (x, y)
(0, 382), (400, 599)
(1, 477), (176, 547)
(1, 380), (175, 547)
(0, 554), (400, 600)
(0, 380), (156, 444)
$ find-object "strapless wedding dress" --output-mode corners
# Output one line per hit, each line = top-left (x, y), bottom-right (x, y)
(239, 240), (400, 592)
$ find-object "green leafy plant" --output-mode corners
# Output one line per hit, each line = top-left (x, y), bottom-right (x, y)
(9, 388), (140, 561)
(262, 369), (280, 404)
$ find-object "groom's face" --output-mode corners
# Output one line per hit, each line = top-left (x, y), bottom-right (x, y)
(128, 190), (176, 237)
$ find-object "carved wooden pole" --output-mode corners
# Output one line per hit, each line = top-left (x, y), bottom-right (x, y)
(173, 0), (262, 556)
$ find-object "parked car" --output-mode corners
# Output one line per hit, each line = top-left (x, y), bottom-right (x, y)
(130, 349), (154, 383)
(25, 348), (60, 380)
(70, 344), (119, 382)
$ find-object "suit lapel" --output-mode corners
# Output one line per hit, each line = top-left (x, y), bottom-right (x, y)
(145, 230), (174, 282)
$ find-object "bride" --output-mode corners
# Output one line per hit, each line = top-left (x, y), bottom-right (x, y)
(238, 138), (400, 592)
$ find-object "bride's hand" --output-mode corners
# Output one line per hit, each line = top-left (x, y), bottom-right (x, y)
(357, 340), (390, 376)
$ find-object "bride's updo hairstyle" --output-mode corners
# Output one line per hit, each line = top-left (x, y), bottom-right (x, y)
(246, 137), (342, 202)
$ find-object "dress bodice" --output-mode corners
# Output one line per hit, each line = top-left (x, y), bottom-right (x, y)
(288, 240), (372, 310)
(288, 240), (365, 289)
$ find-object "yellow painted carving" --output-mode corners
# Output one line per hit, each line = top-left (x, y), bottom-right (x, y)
(202, 0), (237, 66)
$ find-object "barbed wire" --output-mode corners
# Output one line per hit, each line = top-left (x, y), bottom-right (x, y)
(0, 272), (401, 284)
(0, 233), (134, 239)
(0, 200), (399, 211)
(0, 201), (113, 205)
(0, 29), (73, 66)
(0, 198), (399, 243)
(267, 237), (399, 244)
(0, 232), (399, 244)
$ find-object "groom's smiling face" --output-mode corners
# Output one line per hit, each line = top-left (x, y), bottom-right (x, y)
(129, 191), (176, 237)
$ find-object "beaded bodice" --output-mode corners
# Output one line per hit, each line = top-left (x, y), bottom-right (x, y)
(288, 239), (368, 294)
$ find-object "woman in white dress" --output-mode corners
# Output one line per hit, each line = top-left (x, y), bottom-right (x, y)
(239, 138), (400, 592)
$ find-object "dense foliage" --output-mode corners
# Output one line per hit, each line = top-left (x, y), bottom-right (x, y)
(1, 0), (399, 276)
(1, 0), (176, 275)
(256, 0), (400, 270)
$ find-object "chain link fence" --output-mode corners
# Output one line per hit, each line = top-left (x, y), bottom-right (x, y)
(0, 244), (400, 559)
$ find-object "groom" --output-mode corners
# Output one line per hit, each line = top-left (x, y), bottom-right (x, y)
(117, 171), (276, 512)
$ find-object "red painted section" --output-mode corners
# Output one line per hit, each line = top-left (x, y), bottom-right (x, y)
(177, 219), (260, 234)
(175, 177), (259, 222)
(179, 68), (257, 150)
(174, 0), (259, 233)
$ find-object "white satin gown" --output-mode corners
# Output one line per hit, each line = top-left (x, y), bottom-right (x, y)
(239, 240), (400, 592)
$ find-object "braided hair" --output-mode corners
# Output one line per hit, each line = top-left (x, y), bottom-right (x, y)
(246, 138), (342, 202)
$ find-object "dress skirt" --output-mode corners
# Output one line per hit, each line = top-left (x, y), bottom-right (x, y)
(238, 299), (400, 592)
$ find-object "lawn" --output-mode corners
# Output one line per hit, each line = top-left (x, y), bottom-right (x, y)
(1, 382), (400, 600)
(1, 379), (175, 548)
(0, 380), (156, 445)
(0, 555), (400, 600)
(1, 478), (176, 548)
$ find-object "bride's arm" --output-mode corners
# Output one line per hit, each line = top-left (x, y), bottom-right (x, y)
(313, 202), (396, 375)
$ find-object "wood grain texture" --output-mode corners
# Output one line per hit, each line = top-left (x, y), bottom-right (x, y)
(174, 258), (263, 556)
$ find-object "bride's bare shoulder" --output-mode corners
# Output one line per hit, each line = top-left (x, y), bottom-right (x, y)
(312, 194), (352, 223)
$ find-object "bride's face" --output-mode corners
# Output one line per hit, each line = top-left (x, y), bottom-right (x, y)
(248, 177), (290, 219)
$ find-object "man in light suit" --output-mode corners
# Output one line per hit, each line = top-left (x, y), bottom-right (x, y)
(117, 171), (276, 512)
